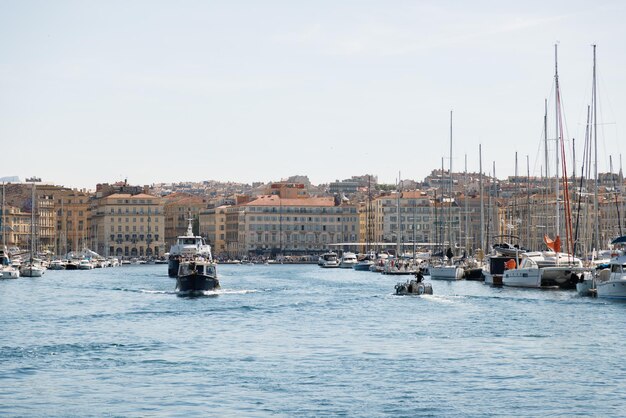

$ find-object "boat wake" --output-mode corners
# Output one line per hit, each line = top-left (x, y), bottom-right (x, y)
(176, 288), (259, 297)
(420, 294), (462, 304)
(218, 289), (259, 295)
(111, 287), (177, 295)
(139, 289), (176, 295)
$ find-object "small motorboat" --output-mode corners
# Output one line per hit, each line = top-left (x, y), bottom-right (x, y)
(395, 272), (433, 296)
(176, 257), (220, 294)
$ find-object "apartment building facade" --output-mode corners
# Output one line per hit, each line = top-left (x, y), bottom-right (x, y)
(90, 193), (165, 258)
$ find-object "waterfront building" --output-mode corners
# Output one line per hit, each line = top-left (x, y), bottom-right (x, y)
(1, 182), (65, 253)
(372, 190), (464, 254)
(55, 189), (91, 256)
(0, 205), (31, 251)
(199, 204), (229, 257)
(237, 195), (359, 257)
(162, 192), (207, 249)
(216, 189), (360, 258)
(90, 193), (165, 258)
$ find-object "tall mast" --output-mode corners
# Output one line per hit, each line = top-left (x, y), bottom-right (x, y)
(31, 182), (36, 261)
(619, 154), (624, 240)
(554, 43), (561, 240)
(610, 156), (623, 236)
(592, 44), (600, 251)
(479, 144), (485, 251)
(541, 99), (550, 232)
(514, 151), (518, 241)
(1, 183), (4, 247)
(543, 99), (550, 180)
(526, 155), (531, 247)
(464, 153), (469, 253)
(493, 162), (498, 236)
(440, 157), (444, 255)
(448, 110), (453, 254)
(365, 174), (372, 254)
(396, 172), (401, 256)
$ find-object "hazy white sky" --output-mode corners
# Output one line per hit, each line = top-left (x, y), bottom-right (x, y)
(1, 0), (625, 190)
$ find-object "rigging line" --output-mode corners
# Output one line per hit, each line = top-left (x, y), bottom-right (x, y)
(557, 85), (575, 258)
(573, 105), (591, 256)
(610, 156), (623, 236)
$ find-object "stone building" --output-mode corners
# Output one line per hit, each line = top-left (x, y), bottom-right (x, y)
(162, 192), (207, 248)
(90, 193), (165, 258)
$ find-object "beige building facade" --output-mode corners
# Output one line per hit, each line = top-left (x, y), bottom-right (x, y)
(199, 205), (228, 256)
(90, 193), (165, 258)
(162, 193), (207, 248)
(55, 190), (91, 255)
(233, 195), (360, 257)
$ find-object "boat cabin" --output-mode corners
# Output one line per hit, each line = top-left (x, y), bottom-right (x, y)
(178, 261), (216, 277)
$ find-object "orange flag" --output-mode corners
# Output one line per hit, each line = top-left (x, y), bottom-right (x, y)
(504, 259), (517, 270)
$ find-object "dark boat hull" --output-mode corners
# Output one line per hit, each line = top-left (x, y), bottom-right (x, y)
(168, 257), (179, 278)
(353, 262), (373, 271)
(176, 273), (220, 293)
(464, 268), (485, 281)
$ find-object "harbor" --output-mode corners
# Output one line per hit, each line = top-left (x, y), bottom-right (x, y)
(3, 1), (626, 416)
(2, 263), (625, 416)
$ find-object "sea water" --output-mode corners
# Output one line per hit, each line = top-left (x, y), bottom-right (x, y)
(1, 264), (625, 417)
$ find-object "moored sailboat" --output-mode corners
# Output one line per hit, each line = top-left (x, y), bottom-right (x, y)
(595, 236), (626, 300)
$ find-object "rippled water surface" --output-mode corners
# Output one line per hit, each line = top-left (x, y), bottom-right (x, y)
(1, 264), (626, 417)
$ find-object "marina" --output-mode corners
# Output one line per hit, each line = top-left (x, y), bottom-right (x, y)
(2, 263), (626, 416)
(3, 1), (626, 415)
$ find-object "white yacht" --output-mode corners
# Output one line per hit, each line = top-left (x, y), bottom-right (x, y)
(0, 247), (19, 279)
(0, 265), (20, 279)
(595, 236), (626, 300)
(429, 262), (464, 280)
(595, 255), (626, 300)
(319, 252), (339, 268)
(502, 251), (584, 289)
(77, 259), (94, 270)
(168, 218), (212, 277)
(48, 259), (66, 270)
(382, 256), (420, 275)
(353, 252), (375, 271)
(338, 252), (358, 269)
(20, 259), (45, 277)
(369, 253), (390, 273)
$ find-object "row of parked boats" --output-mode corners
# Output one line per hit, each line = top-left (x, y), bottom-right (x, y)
(479, 235), (626, 300)
(0, 247), (149, 279)
(315, 234), (626, 300)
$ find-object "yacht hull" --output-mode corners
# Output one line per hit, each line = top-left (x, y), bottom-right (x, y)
(596, 280), (626, 300)
(502, 268), (541, 288)
(430, 266), (464, 280)
(20, 266), (44, 277)
(176, 273), (220, 293)
(353, 262), (374, 271)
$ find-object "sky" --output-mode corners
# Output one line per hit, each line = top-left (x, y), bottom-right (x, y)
(1, 0), (625, 190)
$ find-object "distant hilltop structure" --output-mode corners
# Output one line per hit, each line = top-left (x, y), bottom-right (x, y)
(0, 176), (20, 183)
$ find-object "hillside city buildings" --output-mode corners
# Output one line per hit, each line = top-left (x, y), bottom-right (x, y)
(1, 170), (624, 259)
